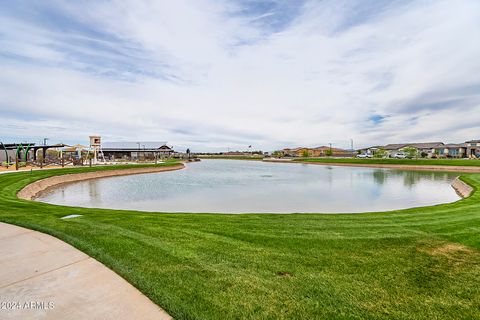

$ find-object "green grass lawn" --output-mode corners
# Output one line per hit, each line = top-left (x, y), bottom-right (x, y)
(0, 163), (479, 319)
(294, 157), (480, 167)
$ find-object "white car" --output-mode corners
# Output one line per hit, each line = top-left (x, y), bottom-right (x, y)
(356, 154), (372, 158)
(393, 152), (407, 159)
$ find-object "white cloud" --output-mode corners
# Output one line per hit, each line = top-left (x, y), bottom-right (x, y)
(0, 0), (479, 151)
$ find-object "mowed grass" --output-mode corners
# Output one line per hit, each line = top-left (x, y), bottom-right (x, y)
(295, 157), (480, 167)
(0, 163), (479, 319)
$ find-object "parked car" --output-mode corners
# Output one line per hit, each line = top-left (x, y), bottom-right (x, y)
(393, 152), (407, 159)
(356, 153), (373, 158)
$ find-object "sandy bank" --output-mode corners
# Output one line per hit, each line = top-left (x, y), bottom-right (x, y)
(451, 177), (474, 198)
(263, 159), (480, 173)
(17, 164), (185, 200)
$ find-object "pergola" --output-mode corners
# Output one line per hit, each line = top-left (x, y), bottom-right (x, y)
(1, 143), (67, 161)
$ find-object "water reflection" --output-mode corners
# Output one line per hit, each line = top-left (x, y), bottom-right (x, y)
(37, 160), (461, 214)
(371, 169), (454, 188)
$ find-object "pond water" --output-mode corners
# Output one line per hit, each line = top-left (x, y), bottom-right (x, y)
(37, 160), (461, 213)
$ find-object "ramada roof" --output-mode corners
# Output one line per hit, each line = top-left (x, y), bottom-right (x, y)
(102, 141), (170, 150)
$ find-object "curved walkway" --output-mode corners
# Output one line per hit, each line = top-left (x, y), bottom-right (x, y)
(0, 222), (171, 320)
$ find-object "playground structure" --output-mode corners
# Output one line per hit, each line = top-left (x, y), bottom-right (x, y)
(1, 136), (193, 170)
(89, 135), (105, 165)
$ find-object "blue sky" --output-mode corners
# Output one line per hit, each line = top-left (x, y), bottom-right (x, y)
(1, 0), (479, 151)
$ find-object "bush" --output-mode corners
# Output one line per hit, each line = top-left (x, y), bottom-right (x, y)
(374, 148), (388, 158)
(272, 151), (284, 158)
(402, 147), (419, 159)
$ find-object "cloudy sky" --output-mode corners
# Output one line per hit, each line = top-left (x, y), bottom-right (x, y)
(1, 0), (479, 151)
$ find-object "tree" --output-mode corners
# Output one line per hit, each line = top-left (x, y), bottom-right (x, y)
(325, 149), (333, 157)
(402, 147), (418, 159)
(301, 149), (310, 158)
(272, 151), (284, 158)
(374, 148), (388, 158)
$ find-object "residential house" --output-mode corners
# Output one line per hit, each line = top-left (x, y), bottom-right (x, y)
(434, 143), (467, 158)
(466, 140), (480, 158)
(383, 142), (444, 158)
(281, 147), (304, 157)
(281, 146), (353, 157)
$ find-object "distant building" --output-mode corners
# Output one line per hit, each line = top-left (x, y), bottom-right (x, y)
(101, 142), (174, 160)
(434, 143), (467, 158)
(466, 140), (480, 158)
(281, 146), (354, 157)
(383, 142), (444, 157)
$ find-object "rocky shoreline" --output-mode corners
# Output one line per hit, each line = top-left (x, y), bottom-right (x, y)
(451, 177), (474, 198)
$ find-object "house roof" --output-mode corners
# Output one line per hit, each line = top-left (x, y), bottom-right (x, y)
(408, 142), (444, 149)
(102, 142), (168, 150)
(312, 146), (345, 152)
(282, 147), (305, 152)
(466, 139), (480, 143)
(384, 142), (444, 150)
(443, 143), (467, 148)
(383, 143), (409, 150)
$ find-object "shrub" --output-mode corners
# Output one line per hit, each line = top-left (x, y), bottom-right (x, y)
(374, 148), (388, 158)
(402, 147), (419, 159)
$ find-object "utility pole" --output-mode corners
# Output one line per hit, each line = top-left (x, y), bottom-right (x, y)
(350, 139), (354, 151)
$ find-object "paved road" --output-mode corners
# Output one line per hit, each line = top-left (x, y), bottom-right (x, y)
(0, 222), (171, 320)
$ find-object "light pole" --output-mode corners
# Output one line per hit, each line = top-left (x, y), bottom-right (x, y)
(43, 138), (49, 146)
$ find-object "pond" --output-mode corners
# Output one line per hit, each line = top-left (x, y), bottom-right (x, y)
(36, 160), (461, 213)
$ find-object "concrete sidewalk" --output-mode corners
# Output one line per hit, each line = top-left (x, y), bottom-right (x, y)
(0, 222), (171, 320)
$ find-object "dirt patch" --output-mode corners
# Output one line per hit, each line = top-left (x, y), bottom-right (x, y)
(423, 243), (473, 257)
(17, 164), (185, 201)
(276, 271), (293, 277)
(417, 241), (475, 267)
